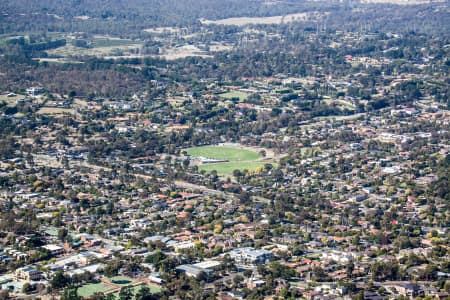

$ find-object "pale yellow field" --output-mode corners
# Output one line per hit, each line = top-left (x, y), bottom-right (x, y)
(157, 45), (212, 60)
(0, 94), (24, 106)
(209, 44), (233, 52)
(37, 107), (75, 115)
(143, 27), (181, 34)
(323, 99), (356, 110)
(35, 58), (84, 64)
(74, 15), (90, 20)
(200, 12), (325, 26)
(47, 44), (142, 57)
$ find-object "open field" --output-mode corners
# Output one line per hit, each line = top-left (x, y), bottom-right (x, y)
(314, 113), (364, 121)
(323, 99), (356, 110)
(209, 44), (234, 52)
(143, 27), (181, 34)
(47, 44), (141, 57)
(0, 94), (24, 106)
(158, 45), (211, 60)
(200, 12), (325, 26)
(103, 45), (212, 60)
(74, 15), (90, 20)
(186, 146), (260, 161)
(90, 36), (139, 47)
(77, 280), (160, 299)
(37, 107), (75, 115)
(0, 35), (22, 47)
(47, 36), (142, 58)
(219, 91), (249, 101)
(45, 34), (218, 60)
(34, 58), (84, 64)
(77, 283), (113, 298)
(186, 145), (278, 175)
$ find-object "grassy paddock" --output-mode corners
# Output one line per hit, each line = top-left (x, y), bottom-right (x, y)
(186, 146), (259, 161)
(91, 37), (139, 48)
(219, 91), (248, 101)
(186, 145), (277, 175)
(46, 36), (142, 58)
(0, 94), (24, 106)
(37, 107), (75, 115)
(77, 281), (160, 299)
(200, 12), (311, 26)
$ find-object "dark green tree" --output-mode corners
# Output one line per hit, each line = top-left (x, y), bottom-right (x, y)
(119, 286), (133, 300)
(51, 270), (69, 290)
(61, 287), (81, 300)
